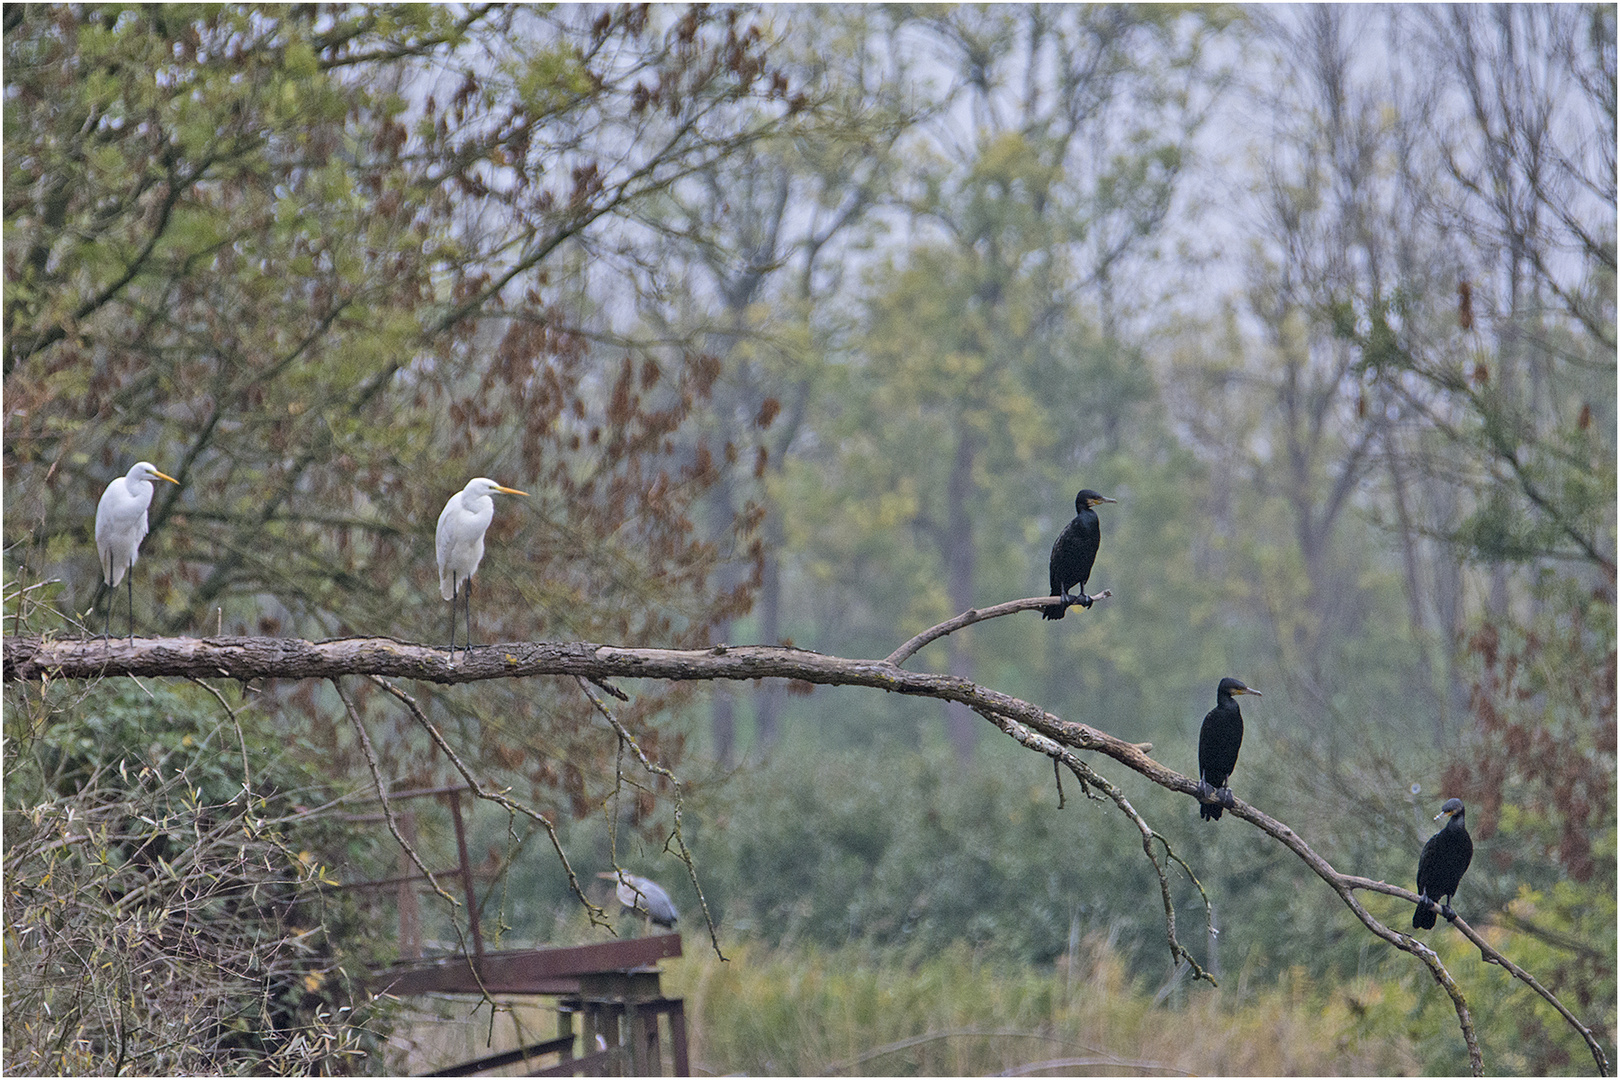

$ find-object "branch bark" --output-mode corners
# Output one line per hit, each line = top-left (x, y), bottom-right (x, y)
(4, 620), (1608, 1075)
(885, 592), (1112, 667)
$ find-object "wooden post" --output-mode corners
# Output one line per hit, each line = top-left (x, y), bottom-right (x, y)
(445, 788), (484, 957)
(604, 1002), (626, 1076)
(557, 1005), (575, 1068)
(667, 999), (690, 1077)
(636, 1003), (662, 1075)
(397, 810), (420, 959)
(579, 1005), (598, 1075)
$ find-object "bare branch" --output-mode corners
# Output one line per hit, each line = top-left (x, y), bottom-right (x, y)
(574, 676), (724, 958)
(972, 702), (1215, 987)
(1219, 794), (1484, 1073)
(885, 591), (1113, 667)
(330, 679), (462, 914)
(333, 678), (503, 1007)
(363, 675), (607, 928)
(1451, 913), (1611, 1075)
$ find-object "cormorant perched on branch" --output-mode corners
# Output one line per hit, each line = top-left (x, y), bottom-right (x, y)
(1413, 798), (1473, 929)
(1042, 489), (1115, 619)
(1196, 677), (1261, 821)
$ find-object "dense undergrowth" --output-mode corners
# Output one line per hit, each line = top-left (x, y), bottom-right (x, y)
(467, 738), (1613, 1076)
(384, 932), (1460, 1076)
(674, 937), (1422, 1075)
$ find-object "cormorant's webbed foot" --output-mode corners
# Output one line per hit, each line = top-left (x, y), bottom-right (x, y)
(1196, 780), (1215, 802)
(1217, 786), (1235, 809)
(1441, 903), (1458, 922)
(1077, 591), (1093, 609)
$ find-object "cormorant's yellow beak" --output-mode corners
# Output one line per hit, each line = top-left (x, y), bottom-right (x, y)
(1090, 495), (1117, 505)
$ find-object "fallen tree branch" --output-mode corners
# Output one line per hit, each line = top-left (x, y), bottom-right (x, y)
(5, 628), (1608, 1074)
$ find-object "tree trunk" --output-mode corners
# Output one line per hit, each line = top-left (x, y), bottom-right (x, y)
(752, 540), (785, 753)
(943, 428), (979, 760)
(711, 618), (736, 766)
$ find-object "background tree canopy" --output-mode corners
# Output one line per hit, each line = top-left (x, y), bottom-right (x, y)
(4, 4), (1613, 1075)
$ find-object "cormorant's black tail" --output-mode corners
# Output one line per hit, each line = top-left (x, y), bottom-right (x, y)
(1200, 802), (1222, 822)
(1041, 603), (1066, 620)
(1412, 903), (1437, 930)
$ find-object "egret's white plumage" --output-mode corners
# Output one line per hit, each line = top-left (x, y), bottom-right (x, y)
(436, 477), (527, 652)
(95, 461), (179, 640)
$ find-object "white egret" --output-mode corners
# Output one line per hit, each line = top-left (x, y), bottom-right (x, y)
(596, 871), (679, 930)
(95, 461), (180, 642)
(436, 477), (528, 655)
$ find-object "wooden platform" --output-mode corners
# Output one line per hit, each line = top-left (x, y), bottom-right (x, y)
(373, 933), (682, 996)
(372, 935), (690, 1077)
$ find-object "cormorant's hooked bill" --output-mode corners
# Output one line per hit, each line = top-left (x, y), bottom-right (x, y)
(1043, 489), (1115, 620)
(1196, 677), (1261, 821)
(1413, 798), (1473, 929)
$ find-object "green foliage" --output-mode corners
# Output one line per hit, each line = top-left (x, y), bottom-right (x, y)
(685, 748), (1161, 963)
(3, 1), (805, 819)
(2, 7), (1612, 1074)
(3, 679), (395, 1075)
(668, 937), (1421, 1076)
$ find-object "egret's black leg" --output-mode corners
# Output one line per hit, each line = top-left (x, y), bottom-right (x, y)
(100, 555), (112, 645)
(448, 572), (459, 656)
(127, 573), (136, 644)
(465, 576), (475, 651)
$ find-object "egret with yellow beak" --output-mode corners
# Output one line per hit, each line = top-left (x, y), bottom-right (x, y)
(95, 461), (180, 643)
(436, 477), (528, 655)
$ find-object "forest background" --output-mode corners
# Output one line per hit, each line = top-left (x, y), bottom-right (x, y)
(3, 4), (1614, 1076)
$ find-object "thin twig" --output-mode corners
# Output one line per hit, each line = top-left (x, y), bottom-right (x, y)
(1204, 797), (1483, 1074)
(363, 674), (607, 927)
(574, 675), (726, 960)
(971, 704), (1214, 987)
(188, 677), (252, 797)
(333, 677), (498, 1005)
(330, 679), (460, 913)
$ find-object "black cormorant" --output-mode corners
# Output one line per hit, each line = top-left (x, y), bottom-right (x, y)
(1412, 798), (1473, 929)
(1196, 677), (1261, 821)
(1042, 489), (1115, 619)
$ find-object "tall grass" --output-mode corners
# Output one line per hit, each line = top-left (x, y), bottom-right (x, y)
(667, 934), (1422, 1076)
(384, 923), (1610, 1076)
